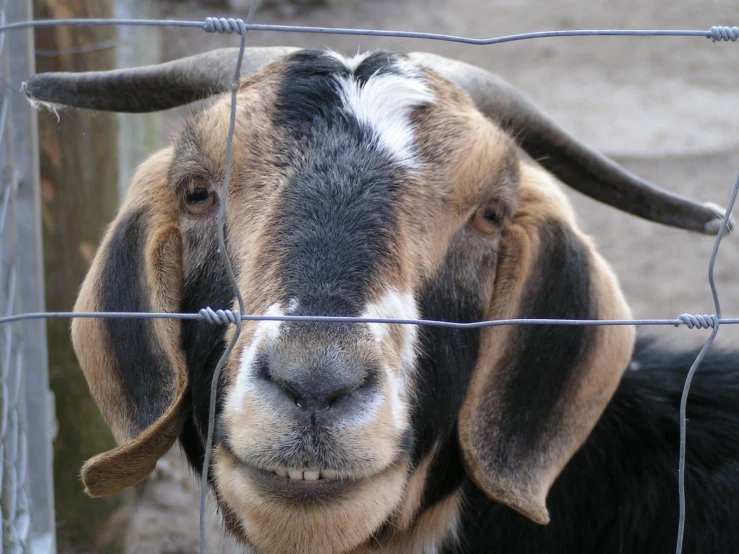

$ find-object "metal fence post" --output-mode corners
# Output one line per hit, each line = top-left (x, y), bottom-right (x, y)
(1, 0), (57, 552)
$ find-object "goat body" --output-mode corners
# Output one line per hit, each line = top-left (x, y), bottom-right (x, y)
(451, 339), (739, 553)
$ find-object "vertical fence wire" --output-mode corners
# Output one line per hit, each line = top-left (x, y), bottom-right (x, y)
(0, 1), (55, 553)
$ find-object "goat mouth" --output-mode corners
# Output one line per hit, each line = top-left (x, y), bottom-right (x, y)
(243, 464), (361, 500)
(271, 467), (342, 481)
(216, 444), (407, 503)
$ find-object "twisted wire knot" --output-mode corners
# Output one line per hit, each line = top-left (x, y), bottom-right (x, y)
(676, 313), (719, 329)
(709, 26), (739, 42)
(199, 307), (242, 325)
(203, 17), (247, 34)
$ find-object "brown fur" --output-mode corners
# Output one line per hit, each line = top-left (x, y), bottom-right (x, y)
(458, 163), (635, 524)
(394, 443), (441, 533)
(72, 148), (191, 497)
(399, 70), (520, 281)
(352, 489), (462, 554)
(72, 148), (176, 444)
(215, 446), (409, 554)
(376, 491), (462, 554)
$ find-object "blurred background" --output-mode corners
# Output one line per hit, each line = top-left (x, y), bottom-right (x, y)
(4, 0), (738, 551)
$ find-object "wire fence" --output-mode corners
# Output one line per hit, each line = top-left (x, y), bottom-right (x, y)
(0, 1), (56, 553)
(0, 4), (738, 554)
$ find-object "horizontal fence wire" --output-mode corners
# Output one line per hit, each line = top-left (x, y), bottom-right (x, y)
(1, 9), (738, 554)
(2, 310), (739, 329)
(1, 18), (739, 44)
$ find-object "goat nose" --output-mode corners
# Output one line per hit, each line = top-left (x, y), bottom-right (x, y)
(258, 352), (371, 413)
(281, 378), (351, 412)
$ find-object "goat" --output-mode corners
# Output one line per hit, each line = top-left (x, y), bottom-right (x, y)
(25, 48), (739, 554)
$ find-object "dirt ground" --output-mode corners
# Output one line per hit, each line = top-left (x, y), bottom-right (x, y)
(120, 0), (739, 552)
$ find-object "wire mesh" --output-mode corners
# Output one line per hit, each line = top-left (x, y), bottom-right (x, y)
(0, 6), (738, 554)
(0, 2), (32, 552)
(0, 1), (55, 553)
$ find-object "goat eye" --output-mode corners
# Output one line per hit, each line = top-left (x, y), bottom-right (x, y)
(184, 183), (215, 214)
(472, 202), (502, 235)
(186, 188), (210, 204)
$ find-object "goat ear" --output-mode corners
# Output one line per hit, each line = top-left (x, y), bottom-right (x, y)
(458, 163), (635, 524)
(71, 148), (187, 497)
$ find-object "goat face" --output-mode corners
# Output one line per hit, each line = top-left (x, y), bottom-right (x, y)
(26, 48), (725, 553)
(204, 52), (529, 552)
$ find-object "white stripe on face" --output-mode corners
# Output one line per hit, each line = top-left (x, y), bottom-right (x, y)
(325, 49), (374, 72)
(361, 288), (419, 374)
(227, 303), (285, 413)
(329, 52), (434, 168)
(384, 366), (404, 431)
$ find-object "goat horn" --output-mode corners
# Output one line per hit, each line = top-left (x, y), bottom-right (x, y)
(22, 47), (299, 113)
(410, 52), (732, 235)
(24, 48), (731, 234)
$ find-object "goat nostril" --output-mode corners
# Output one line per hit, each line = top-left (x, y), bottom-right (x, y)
(271, 376), (304, 409)
(325, 389), (350, 411)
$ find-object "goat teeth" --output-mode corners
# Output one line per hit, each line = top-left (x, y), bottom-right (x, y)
(288, 469), (304, 480)
(303, 471), (320, 481)
(321, 469), (338, 480)
(275, 467), (288, 478)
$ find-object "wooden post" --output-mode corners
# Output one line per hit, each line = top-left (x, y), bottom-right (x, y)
(114, 0), (161, 197)
(33, 0), (133, 551)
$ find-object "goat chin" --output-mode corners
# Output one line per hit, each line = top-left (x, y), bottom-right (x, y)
(214, 455), (409, 554)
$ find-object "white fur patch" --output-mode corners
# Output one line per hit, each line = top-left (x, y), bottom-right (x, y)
(286, 297), (300, 314)
(384, 366), (404, 430)
(325, 49), (373, 72)
(361, 288), (419, 373)
(328, 52), (434, 167)
(227, 303), (285, 413)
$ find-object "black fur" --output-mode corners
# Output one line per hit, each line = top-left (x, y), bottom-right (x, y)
(273, 50), (404, 317)
(99, 209), (173, 432)
(178, 224), (234, 474)
(412, 230), (495, 507)
(274, 118), (401, 316)
(274, 50), (402, 140)
(445, 337), (739, 554)
(493, 219), (596, 463)
(273, 50), (348, 136)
